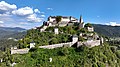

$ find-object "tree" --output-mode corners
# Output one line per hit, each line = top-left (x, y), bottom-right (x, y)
(97, 62), (105, 67)
(79, 36), (85, 41)
(110, 46), (117, 53)
(56, 16), (62, 23)
(63, 37), (68, 42)
(80, 28), (86, 33)
(84, 23), (92, 27)
(49, 38), (58, 45)
(92, 63), (98, 67)
(116, 50), (120, 58)
(57, 48), (69, 56)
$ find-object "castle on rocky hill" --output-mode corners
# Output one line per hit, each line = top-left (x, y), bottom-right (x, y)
(11, 15), (103, 54)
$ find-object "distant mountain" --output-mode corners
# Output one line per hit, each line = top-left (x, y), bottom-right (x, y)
(0, 27), (26, 39)
(0, 31), (27, 51)
(0, 27), (27, 51)
(92, 24), (120, 37)
(0, 27), (26, 32)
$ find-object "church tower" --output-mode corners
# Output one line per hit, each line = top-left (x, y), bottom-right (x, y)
(79, 15), (84, 29)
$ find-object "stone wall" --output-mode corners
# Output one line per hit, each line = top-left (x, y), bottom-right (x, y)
(39, 42), (73, 49)
(77, 40), (101, 48)
(39, 40), (102, 49)
(11, 40), (102, 54)
(11, 48), (30, 54)
(84, 40), (100, 47)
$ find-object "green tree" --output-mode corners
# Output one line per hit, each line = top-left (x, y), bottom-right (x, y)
(79, 36), (85, 41)
(56, 16), (62, 23)
(116, 50), (120, 58)
(49, 38), (58, 44)
(97, 62), (105, 67)
(80, 28), (86, 33)
(92, 63), (98, 67)
(84, 23), (92, 27)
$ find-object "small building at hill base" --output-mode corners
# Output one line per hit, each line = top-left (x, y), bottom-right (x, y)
(86, 27), (94, 32)
(54, 28), (59, 34)
(30, 42), (36, 48)
(72, 35), (78, 43)
(11, 48), (29, 54)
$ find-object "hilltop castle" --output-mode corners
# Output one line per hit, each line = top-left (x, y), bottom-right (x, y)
(11, 15), (103, 54)
(43, 16), (84, 28)
(37, 15), (94, 32)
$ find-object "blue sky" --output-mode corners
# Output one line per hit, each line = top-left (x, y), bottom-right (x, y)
(0, 0), (120, 29)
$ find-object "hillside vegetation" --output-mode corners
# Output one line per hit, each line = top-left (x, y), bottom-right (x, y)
(1, 24), (120, 67)
(1, 43), (120, 67)
(0, 27), (26, 51)
(17, 25), (90, 48)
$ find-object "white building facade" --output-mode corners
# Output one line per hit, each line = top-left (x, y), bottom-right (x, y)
(30, 42), (36, 48)
(54, 28), (59, 34)
(46, 16), (78, 27)
(48, 16), (78, 23)
(87, 27), (94, 32)
(72, 35), (78, 43)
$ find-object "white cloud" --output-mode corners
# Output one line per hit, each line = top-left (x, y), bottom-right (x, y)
(105, 22), (120, 26)
(12, 6), (45, 22)
(34, 9), (40, 13)
(0, 1), (17, 16)
(0, 1), (17, 11)
(12, 7), (33, 16)
(41, 15), (45, 17)
(0, 1), (45, 29)
(0, 21), (4, 27)
(0, 12), (11, 16)
(40, 12), (45, 14)
(19, 22), (28, 25)
(0, 21), (4, 23)
(47, 8), (53, 10)
(27, 14), (43, 22)
(0, 24), (4, 27)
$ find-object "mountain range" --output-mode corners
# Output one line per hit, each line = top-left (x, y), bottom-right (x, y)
(0, 27), (26, 51)
(1, 24), (120, 39)
(0, 27), (26, 39)
(92, 24), (120, 37)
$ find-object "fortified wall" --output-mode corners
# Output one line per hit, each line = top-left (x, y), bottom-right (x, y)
(77, 40), (101, 48)
(11, 48), (29, 54)
(39, 42), (73, 49)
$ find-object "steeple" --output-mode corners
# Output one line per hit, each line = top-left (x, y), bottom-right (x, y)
(79, 15), (84, 29)
(79, 15), (83, 23)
